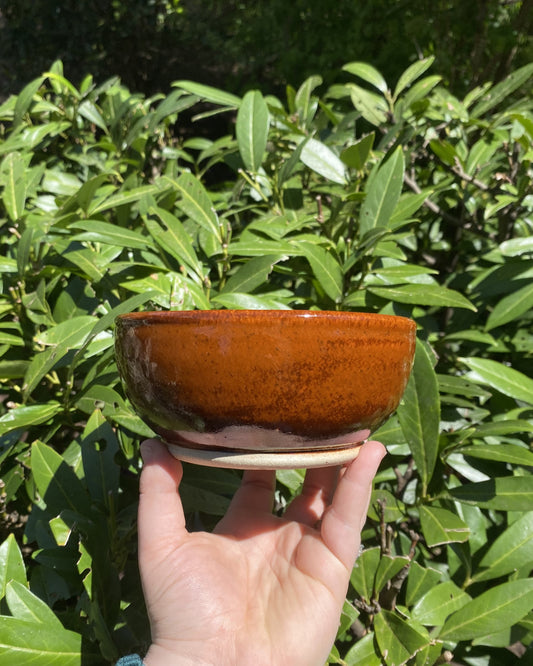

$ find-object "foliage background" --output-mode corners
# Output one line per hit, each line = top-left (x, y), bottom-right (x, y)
(0, 3), (533, 665)
(1, 0), (533, 98)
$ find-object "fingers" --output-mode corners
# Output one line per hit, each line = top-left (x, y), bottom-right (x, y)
(138, 439), (188, 561)
(284, 466), (340, 526)
(320, 440), (386, 570)
(215, 468), (276, 533)
(234, 469), (277, 513)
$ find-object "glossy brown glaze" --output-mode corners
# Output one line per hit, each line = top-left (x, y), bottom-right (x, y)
(115, 310), (416, 451)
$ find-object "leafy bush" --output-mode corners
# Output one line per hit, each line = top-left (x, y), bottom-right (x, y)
(0, 57), (532, 664)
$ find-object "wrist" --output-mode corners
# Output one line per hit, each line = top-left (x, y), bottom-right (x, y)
(143, 643), (215, 666)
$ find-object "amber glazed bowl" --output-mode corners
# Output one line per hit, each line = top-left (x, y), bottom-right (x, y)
(115, 310), (416, 468)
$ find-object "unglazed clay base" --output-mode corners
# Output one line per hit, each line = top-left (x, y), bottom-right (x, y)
(165, 441), (364, 470)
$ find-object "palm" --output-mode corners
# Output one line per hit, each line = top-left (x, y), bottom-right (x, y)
(138, 439), (385, 666)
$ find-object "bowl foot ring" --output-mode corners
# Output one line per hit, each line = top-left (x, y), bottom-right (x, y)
(165, 441), (364, 470)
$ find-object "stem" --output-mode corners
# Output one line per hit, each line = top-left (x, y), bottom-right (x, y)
(238, 168), (269, 203)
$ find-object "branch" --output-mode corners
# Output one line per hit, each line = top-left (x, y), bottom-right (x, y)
(379, 531), (420, 611)
(451, 157), (489, 191)
(403, 172), (463, 227)
(394, 457), (415, 498)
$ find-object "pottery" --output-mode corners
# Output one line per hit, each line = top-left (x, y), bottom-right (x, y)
(115, 310), (416, 468)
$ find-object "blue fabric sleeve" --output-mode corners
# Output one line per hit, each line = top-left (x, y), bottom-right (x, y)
(116, 656), (145, 666)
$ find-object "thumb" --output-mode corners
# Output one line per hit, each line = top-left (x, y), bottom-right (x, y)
(138, 439), (188, 564)
(321, 440), (386, 571)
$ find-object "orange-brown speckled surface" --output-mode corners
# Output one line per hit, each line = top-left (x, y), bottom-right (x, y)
(115, 310), (416, 451)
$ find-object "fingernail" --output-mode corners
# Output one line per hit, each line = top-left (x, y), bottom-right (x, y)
(140, 439), (158, 462)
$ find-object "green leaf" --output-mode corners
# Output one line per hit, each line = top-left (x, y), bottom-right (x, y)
(24, 316), (98, 399)
(167, 172), (222, 242)
(1, 152), (26, 222)
(121, 273), (178, 309)
(368, 284), (476, 311)
(90, 184), (162, 215)
(0, 403), (62, 437)
(397, 340), (439, 495)
(419, 505), (470, 547)
(344, 632), (381, 666)
(414, 642), (445, 666)
(5, 581), (60, 627)
(0, 257), (17, 274)
(499, 236), (533, 257)
(63, 249), (104, 282)
(0, 122), (71, 156)
(35, 316), (97, 348)
(393, 57), (435, 100)
(300, 138), (347, 184)
(486, 282), (533, 330)
(43, 169), (82, 197)
(16, 228), (33, 278)
(411, 580), (470, 626)
(374, 610), (429, 665)
(370, 264), (437, 285)
(348, 83), (388, 126)
(149, 89), (198, 132)
(397, 75), (442, 113)
(70, 220), (154, 251)
(340, 133), (375, 170)
(350, 547), (380, 601)
(439, 579), (533, 641)
(389, 191), (430, 226)
(210, 292), (289, 310)
(455, 442), (533, 467)
(58, 174), (109, 216)
(236, 90), (269, 172)
(277, 136), (310, 187)
(221, 255), (283, 294)
(359, 146), (404, 238)
(374, 555), (409, 595)
(80, 410), (119, 505)
(294, 75), (322, 126)
(405, 563), (442, 607)
(229, 235), (302, 258)
(460, 357), (533, 405)
(368, 489), (406, 523)
(0, 535), (27, 599)
(0, 615), (81, 665)
(300, 241), (343, 303)
(13, 76), (45, 128)
(146, 206), (203, 278)
(429, 139), (458, 166)
(78, 291), (157, 359)
(77, 100), (108, 132)
(437, 374), (493, 400)
(343, 62), (388, 93)
(23, 347), (68, 400)
(275, 468), (304, 493)
(44, 69), (81, 98)
(471, 63), (533, 116)
(111, 409), (156, 438)
(31, 441), (92, 515)
(449, 476), (533, 511)
(172, 80), (241, 108)
(471, 512), (533, 583)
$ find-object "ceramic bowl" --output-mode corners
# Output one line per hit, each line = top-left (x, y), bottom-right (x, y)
(115, 310), (416, 468)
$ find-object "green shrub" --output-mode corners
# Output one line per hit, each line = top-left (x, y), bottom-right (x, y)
(0, 57), (532, 664)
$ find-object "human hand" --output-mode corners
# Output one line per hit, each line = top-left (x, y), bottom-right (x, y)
(138, 438), (386, 666)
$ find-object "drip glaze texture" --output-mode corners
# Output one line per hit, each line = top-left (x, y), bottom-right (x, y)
(115, 310), (416, 451)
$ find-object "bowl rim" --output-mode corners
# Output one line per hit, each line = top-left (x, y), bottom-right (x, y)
(116, 309), (416, 330)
